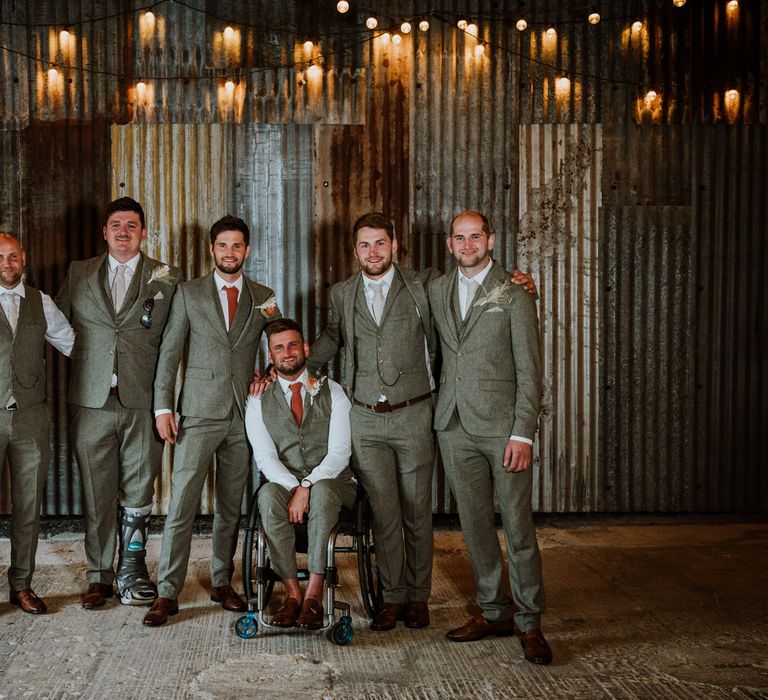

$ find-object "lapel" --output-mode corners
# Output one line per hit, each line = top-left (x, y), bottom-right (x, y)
(343, 274), (359, 343)
(462, 261), (506, 338)
(441, 269), (461, 345)
(201, 272), (230, 343)
(86, 254), (114, 323)
(379, 270), (404, 325)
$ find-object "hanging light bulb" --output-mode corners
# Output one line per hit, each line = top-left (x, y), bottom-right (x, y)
(516, 19), (527, 31)
(225, 80), (235, 94)
(380, 32), (391, 44)
(474, 44), (485, 56)
(588, 13), (600, 25)
(457, 19), (468, 30)
(401, 22), (412, 34)
(556, 76), (571, 91)
(546, 27), (557, 36)
(304, 40), (314, 51)
(47, 66), (59, 81)
(60, 29), (70, 43)
(466, 23), (478, 37)
(392, 33), (402, 45)
(419, 20), (429, 32)
(224, 25), (234, 40)
(632, 21), (643, 32)
(366, 17), (378, 29)
(143, 10), (155, 24)
(336, 1), (349, 14)
(673, 0), (686, 6)
(136, 81), (147, 96)
(726, 0), (738, 9)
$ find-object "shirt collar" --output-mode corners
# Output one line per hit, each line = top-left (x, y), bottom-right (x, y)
(362, 264), (395, 290)
(214, 270), (244, 291)
(1, 281), (25, 298)
(108, 253), (141, 274)
(457, 259), (493, 287)
(277, 369), (309, 394)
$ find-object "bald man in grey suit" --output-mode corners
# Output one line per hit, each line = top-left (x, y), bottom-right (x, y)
(144, 215), (280, 627)
(430, 210), (552, 665)
(56, 197), (179, 610)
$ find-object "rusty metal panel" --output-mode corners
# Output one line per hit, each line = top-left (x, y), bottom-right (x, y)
(519, 124), (603, 512)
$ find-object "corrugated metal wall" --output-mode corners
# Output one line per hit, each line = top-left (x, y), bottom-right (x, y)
(1, 0), (765, 516)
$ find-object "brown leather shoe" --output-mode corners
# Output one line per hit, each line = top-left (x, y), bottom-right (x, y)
(10, 588), (47, 614)
(142, 597), (179, 627)
(210, 584), (246, 612)
(446, 616), (516, 642)
(81, 582), (114, 610)
(296, 597), (324, 630)
(521, 628), (553, 665)
(369, 603), (405, 631)
(404, 601), (430, 629)
(271, 597), (301, 627)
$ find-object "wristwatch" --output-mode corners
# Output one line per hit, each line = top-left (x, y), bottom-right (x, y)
(300, 478), (312, 489)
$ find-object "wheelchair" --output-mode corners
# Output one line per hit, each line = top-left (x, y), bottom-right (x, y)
(235, 482), (382, 645)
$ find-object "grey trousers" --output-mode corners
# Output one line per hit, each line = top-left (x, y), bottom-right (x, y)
(70, 395), (163, 585)
(350, 399), (435, 604)
(258, 477), (357, 580)
(1, 403), (50, 591)
(437, 413), (545, 632)
(156, 408), (250, 599)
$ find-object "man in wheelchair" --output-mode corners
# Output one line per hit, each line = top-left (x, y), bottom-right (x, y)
(244, 318), (356, 629)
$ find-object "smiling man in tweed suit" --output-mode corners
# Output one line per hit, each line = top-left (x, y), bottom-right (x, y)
(429, 210), (552, 665)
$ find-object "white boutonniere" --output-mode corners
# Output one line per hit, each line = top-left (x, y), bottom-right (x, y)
(256, 294), (279, 317)
(473, 278), (514, 309)
(306, 375), (326, 405)
(149, 264), (174, 285)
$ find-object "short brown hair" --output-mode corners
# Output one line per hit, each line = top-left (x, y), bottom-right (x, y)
(105, 197), (145, 228)
(265, 318), (304, 345)
(209, 215), (250, 246)
(352, 212), (394, 244)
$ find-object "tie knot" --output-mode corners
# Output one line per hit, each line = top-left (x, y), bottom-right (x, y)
(462, 276), (478, 289)
(289, 382), (303, 395)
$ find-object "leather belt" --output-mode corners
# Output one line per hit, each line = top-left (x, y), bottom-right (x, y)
(109, 387), (119, 397)
(354, 392), (432, 414)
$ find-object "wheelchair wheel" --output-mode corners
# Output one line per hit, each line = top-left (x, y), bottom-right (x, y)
(235, 613), (258, 639)
(328, 615), (353, 646)
(356, 496), (383, 619)
(242, 493), (274, 608)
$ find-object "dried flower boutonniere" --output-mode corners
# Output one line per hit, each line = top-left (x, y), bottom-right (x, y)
(149, 264), (174, 285)
(256, 294), (279, 317)
(472, 278), (514, 309)
(306, 375), (327, 406)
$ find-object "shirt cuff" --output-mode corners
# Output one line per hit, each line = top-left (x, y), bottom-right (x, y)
(154, 408), (173, 417)
(509, 435), (533, 446)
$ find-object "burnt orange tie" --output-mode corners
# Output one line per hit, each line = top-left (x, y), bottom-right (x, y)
(224, 285), (238, 328)
(289, 383), (303, 425)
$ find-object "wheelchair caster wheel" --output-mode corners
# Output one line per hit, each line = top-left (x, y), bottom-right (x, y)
(235, 613), (258, 639)
(328, 615), (353, 646)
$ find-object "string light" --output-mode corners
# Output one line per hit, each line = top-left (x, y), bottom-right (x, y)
(380, 32), (391, 44)
(588, 13), (601, 25)
(143, 10), (155, 24)
(726, 0), (738, 10)
(673, 0), (686, 6)
(392, 33), (402, 45)
(225, 79), (235, 94)
(646, 89), (657, 101)
(303, 40), (313, 51)
(47, 66), (59, 80)
(365, 17), (377, 29)
(136, 80), (147, 96)
(224, 25), (234, 40)
(60, 29), (70, 43)
(401, 22), (411, 34)
(466, 23), (478, 37)
(546, 27), (557, 36)
(419, 20), (429, 32)
(516, 19), (527, 31)
(336, 1), (349, 14)
(457, 19), (468, 30)
(556, 76), (571, 91)
(632, 21), (643, 32)
(475, 44), (485, 57)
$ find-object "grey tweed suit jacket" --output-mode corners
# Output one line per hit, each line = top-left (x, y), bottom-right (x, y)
(55, 252), (179, 409)
(429, 261), (541, 439)
(153, 271), (278, 420)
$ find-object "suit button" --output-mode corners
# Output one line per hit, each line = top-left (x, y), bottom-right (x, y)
(456, 377), (462, 383)
(458, 352), (464, 358)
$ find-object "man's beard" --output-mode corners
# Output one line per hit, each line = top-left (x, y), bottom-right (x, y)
(274, 356), (306, 377)
(359, 256), (393, 278)
(215, 257), (244, 275)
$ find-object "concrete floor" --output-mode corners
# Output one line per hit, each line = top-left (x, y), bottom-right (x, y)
(0, 523), (766, 699)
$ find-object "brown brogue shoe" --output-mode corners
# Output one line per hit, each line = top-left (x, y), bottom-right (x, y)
(142, 597), (178, 627)
(521, 628), (553, 665)
(369, 603), (405, 631)
(446, 616), (516, 642)
(210, 584), (246, 612)
(296, 597), (324, 630)
(10, 588), (47, 614)
(271, 598), (301, 627)
(81, 582), (114, 610)
(404, 601), (430, 629)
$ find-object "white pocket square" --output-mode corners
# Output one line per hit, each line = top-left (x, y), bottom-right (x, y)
(153, 291), (164, 300)
(486, 306), (504, 313)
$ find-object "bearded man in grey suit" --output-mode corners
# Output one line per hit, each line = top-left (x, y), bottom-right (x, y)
(429, 210), (552, 665)
(56, 197), (179, 610)
(1, 233), (75, 614)
(144, 215), (280, 627)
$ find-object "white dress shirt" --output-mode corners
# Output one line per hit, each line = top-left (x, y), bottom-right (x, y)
(1, 281), (75, 408)
(457, 262), (532, 447)
(244, 370), (352, 491)
(214, 270), (244, 331)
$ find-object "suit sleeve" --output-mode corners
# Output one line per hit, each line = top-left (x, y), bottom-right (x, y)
(153, 284), (191, 412)
(509, 288), (542, 440)
(307, 285), (343, 372)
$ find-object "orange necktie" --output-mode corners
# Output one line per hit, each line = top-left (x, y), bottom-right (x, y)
(289, 383), (303, 425)
(224, 285), (238, 328)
